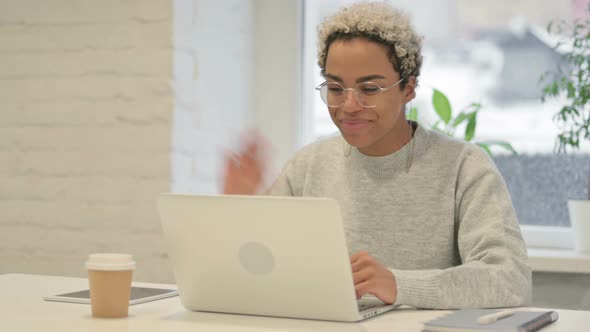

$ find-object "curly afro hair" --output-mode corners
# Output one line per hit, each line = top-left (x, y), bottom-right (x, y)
(317, 1), (423, 86)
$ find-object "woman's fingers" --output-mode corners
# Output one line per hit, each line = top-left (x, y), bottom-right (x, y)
(222, 130), (269, 195)
(352, 268), (373, 285)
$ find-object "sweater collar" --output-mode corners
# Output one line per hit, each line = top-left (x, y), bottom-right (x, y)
(347, 122), (432, 177)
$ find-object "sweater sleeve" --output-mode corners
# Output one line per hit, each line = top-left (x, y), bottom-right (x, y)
(390, 147), (532, 309)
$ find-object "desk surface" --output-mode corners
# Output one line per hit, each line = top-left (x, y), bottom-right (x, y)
(2, 273), (588, 331)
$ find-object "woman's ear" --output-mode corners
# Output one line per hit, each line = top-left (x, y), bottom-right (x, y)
(403, 76), (417, 102)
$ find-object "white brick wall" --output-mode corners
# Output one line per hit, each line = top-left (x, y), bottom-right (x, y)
(0, 0), (174, 282)
(0, 0), (301, 284)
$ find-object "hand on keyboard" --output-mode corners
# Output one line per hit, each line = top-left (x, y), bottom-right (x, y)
(351, 251), (397, 304)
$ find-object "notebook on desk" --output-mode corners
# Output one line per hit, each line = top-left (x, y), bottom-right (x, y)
(157, 193), (398, 322)
(422, 309), (559, 332)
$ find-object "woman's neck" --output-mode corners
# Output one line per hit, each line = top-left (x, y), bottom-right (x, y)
(357, 120), (414, 157)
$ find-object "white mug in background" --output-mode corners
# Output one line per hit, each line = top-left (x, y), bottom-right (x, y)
(568, 200), (590, 254)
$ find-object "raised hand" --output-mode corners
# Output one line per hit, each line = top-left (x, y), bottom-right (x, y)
(222, 132), (268, 195)
(351, 251), (397, 304)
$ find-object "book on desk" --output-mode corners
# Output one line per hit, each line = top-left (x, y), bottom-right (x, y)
(422, 309), (559, 332)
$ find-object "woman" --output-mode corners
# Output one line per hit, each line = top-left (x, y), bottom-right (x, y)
(224, 1), (531, 309)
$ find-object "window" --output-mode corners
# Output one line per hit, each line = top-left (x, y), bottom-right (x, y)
(301, 0), (590, 244)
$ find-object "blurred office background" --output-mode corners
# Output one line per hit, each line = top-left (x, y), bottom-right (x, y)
(1, 0), (589, 310)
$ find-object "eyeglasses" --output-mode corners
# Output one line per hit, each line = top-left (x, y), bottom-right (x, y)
(315, 78), (404, 108)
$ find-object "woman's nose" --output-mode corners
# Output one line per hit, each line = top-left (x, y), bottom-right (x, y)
(342, 89), (361, 111)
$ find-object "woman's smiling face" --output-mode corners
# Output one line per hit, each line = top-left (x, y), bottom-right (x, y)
(324, 38), (416, 156)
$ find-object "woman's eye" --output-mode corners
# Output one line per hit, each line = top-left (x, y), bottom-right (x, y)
(328, 86), (344, 94)
(360, 85), (380, 94)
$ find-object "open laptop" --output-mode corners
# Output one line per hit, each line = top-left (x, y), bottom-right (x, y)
(157, 193), (397, 322)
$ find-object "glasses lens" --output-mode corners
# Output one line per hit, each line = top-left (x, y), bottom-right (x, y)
(319, 83), (345, 107)
(318, 82), (382, 107)
(355, 82), (381, 107)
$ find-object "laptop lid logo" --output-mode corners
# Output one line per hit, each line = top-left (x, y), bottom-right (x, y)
(238, 242), (275, 275)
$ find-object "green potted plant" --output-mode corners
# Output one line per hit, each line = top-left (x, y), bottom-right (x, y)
(408, 88), (517, 156)
(541, 4), (590, 252)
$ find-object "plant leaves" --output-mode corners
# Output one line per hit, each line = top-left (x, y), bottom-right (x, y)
(465, 112), (477, 142)
(541, 9), (590, 154)
(461, 102), (482, 113)
(452, 112), (470, 127)
(408, 106), (419, 121)
(476, 143), (493, 156)
(432, 89), (452, 124)
(567, 81), (576, 98)
(478, 140), (518, 155)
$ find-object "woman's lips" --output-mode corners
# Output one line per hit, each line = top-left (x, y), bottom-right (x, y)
(340, 119), (370, 131)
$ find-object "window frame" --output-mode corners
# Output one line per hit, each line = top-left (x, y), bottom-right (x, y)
(521, 225), (574, 250)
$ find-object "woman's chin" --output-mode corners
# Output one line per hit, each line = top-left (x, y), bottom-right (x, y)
(341, 133), (370, 149)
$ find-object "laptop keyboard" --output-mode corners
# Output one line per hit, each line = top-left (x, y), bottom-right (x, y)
(357, 297), (383, 311)
(358, 301), (379, 311)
